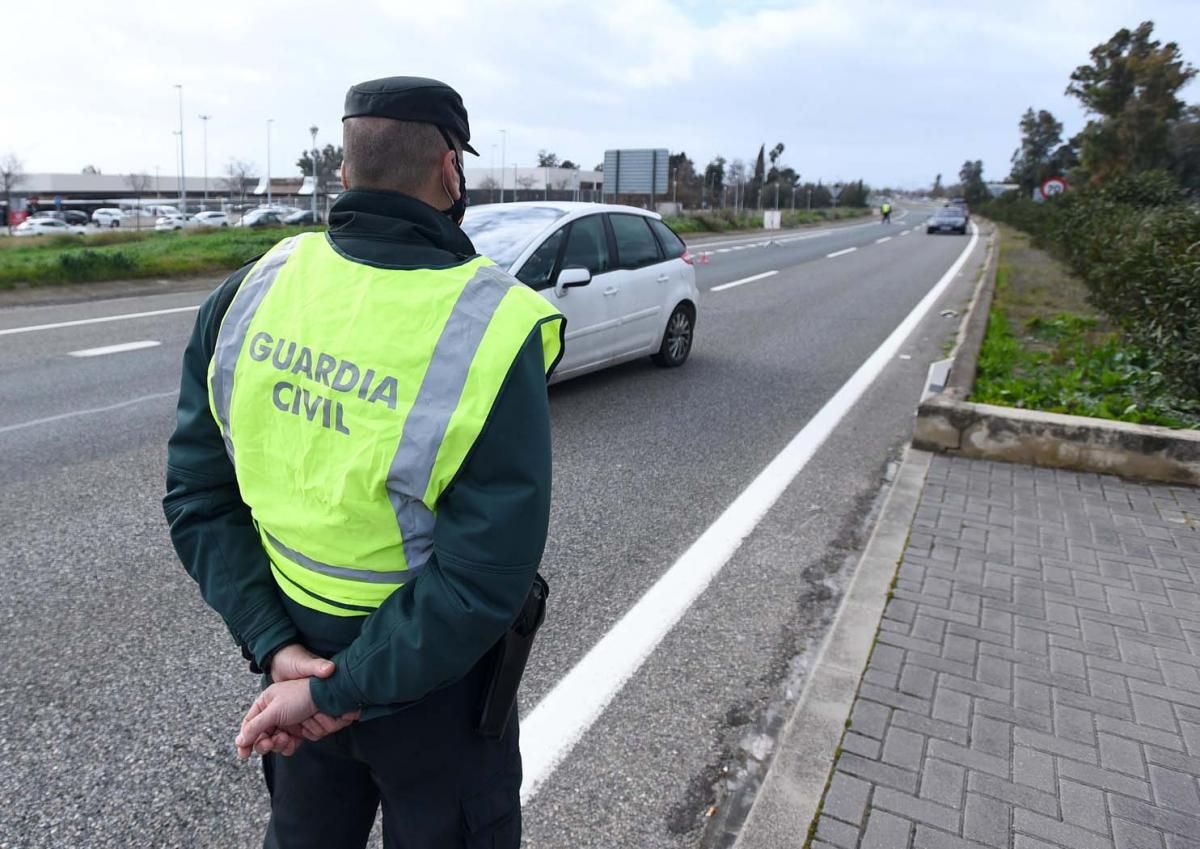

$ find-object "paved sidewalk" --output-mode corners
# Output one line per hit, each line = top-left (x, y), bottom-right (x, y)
(812, 454), (1200, 849)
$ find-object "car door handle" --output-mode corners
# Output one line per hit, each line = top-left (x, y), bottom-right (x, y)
(603, 286), (619, 297)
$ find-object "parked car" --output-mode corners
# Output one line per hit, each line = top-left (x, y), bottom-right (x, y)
(13, 218), (87, 237)
(155, 215), (187, 231)
(237, 209), (285, 228)
(927, 207), (968, 235)
(460, 202), (699, 381)
(189, 211), (229, 229)
(60, 210), (91, 226)
(92, 208), (125, 228)
(283, 210), (320, 226)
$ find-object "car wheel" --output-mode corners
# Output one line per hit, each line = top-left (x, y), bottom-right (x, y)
(652, 303), (695, 368)
(222, 222), (228, 227)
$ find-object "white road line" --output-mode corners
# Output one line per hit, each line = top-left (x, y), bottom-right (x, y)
(716, 248), (732, 253)
(710, 270), (779, 292)
(519, 221), (981, 803)
(69, 340), (161, 358)
(826, 247), (857, 259)
(0, 390), (178, 435)
(875, 236), (893, 244)
(0, 305), (199, 337)
(900, 230), (911, 236)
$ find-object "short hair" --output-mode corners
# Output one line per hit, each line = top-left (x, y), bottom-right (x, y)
(342, 117), (456, 194)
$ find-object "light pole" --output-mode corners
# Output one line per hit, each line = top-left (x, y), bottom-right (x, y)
(490, 144), (497, 203)
(174, 84), (186, 214)
(499, 129), (507, 203)
(266, 119), (274, 207)
(154, 165), (160, 198)
(199, 114), (210, 209)
(309, 125), (319, 222)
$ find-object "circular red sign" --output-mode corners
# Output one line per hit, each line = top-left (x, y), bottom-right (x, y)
(1041, 176), (1068, 197)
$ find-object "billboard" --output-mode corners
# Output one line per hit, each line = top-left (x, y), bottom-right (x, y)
(603, 149), (669, 197)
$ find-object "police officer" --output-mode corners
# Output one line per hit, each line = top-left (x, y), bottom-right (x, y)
(164, 77), (565, 848)
(881, 199), (892, 223)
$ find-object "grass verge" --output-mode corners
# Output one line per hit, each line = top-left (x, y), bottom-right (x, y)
(971, 225), (1199, 429)
(663, 207), (870, 234)
(0, 226), (321, 288)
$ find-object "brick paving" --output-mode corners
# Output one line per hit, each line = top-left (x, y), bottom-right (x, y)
(812, 455), (1200, 849)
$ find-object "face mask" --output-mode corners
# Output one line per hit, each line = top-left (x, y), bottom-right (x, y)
(438, 128), (469, 225)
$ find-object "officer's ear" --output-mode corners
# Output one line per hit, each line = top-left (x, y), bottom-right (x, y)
(439, 149), (461, 200)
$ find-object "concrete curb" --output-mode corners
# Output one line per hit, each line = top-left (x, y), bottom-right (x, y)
(731, 448), (932, 849)
(914, 219), (1200, 486)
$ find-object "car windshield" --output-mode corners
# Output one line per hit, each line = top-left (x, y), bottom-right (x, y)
(460, 206), (569, 269)
(936, 209), (963, 218)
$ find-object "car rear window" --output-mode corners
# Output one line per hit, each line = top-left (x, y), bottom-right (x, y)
(610, 214), (662, 269)
(461, 206), (568, 269)
(648, 219), (686, 260)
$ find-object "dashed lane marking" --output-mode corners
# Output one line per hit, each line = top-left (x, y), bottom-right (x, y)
(710, 270), (779, 292)
(0, 305), (199, 337)
(69, 340), (162, 357)
(826, 247), (857, 259)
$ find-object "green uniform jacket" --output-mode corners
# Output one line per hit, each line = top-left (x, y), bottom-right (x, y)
(164, 190), (556, 717)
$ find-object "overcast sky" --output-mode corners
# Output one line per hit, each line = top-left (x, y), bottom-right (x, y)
(3, 1), (1197, 189)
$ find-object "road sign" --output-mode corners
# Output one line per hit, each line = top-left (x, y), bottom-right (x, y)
(603, 149), (669, 198)
(1040, 176), (1068, 197)
(829, 183), (843, 200)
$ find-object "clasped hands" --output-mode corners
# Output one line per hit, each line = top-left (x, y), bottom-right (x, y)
(235, 643), (360, 759)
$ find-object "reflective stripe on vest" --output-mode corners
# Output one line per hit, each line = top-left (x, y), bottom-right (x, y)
(207, 232), (564, 616)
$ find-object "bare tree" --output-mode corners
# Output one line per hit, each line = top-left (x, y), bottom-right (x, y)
(515, 172), (538, 195)
(126, 173), (152, 231)
(1, 153), (24, 235)
(478, 174), (499, 203)
(223, 159), (255, 203)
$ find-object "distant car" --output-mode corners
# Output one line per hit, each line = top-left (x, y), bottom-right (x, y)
(189, 211), (229, 229)
(13, 218), (87, 237)
(927, 207), (968, 235)
(60, 210), (91, 226)
(238, 209), (284, 228)
(283, 210), (319, 226)
(155, 215), (187, 231)
(92, 208), (124, 228)
(948, 198), (970, 219)
(460, 201), (700, 381)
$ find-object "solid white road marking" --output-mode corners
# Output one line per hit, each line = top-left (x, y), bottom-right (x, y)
(69, 340), (161, 358)
(826, 247), (857, 259)
(900, 230), (911, 236)
(716, 248), (732, 253)
(0, 390), (178, 435)
(519, 221), (981, 803)
(875, 236), (893, 244)
(0, 305), (199, 337)
(710, 270), (779, 292)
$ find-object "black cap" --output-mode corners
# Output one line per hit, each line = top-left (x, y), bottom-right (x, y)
(342, 76), (478, 155)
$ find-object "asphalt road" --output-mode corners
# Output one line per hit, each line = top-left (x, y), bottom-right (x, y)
(0, 205), (987, 847)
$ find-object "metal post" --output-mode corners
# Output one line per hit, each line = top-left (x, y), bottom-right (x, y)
(309, 125), (319, 222)
(791, 185), (796, 210)
(807, 188), (812, 211)
(174, 84), (185, 214)
(499, 129), (507, 203)
(775, 183), (779, 210)
(155, 165), (160, 198)
(266, 119), (274, 207)
(490, 144), (496, 203)
(199, 114), (210, 209)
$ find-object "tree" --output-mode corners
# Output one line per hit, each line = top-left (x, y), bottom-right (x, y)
(478, 174), (499, 202)
(297, 144), (343, 192)
(515, 172), (538, 193)
(1167, 105), (1200, 191)
(958, 160), (989, 206)
(750, 144), (766, 208)
(704, 156), (726, 206)
(931, 173), (944, 197)
(1009, 108), (1064, 192)
(560, 160), (579, 171)
(81, 164), (102, 175)
(223, 159), (255, 202)
(594, 162), (604, 171)
(668, 151), (701, 206)
(1, 154), (24, 235)
(125, 173), (153, 231)
(1067, 21), (1197, 180)
(728, 158), (747, 208)
(536, 150), (560, 168)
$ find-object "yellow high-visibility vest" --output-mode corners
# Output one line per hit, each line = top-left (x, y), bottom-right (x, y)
(207, 232), (564, 616)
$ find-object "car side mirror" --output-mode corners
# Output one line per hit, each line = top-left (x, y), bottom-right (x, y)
(555, 266), (591, 297)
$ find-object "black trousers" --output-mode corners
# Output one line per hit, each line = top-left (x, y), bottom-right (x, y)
(261, 662), (521, 849)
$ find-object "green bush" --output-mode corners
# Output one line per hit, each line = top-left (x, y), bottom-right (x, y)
(982, 172), (1200, 398)
(57, 249), (136, 281)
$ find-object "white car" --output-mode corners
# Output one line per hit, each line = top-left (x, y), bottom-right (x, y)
(92, 208), (125, 228)
(155, 214), (187, 231)
(13, 218), (86, 237)
(461, 202), (699, 381)
(189, 211), (229, 229)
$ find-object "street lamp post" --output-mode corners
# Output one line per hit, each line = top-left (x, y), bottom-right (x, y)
(174, 84), (186, 214)
(309, 125), (319, 222)
(154, 165), (160, 199)
(499, 129), (507, 203)
(490, 144), (497, 203)
(199, 114), (210, 209)
(266, 119), (274, 207)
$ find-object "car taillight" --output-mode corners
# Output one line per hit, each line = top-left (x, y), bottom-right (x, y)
(681, 250), (694, 265)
